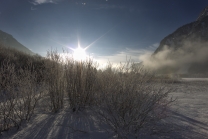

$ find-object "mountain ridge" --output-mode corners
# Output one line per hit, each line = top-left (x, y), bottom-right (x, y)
(197, 5), (208, 21)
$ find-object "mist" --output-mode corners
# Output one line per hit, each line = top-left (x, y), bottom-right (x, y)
(139, 40), (208, 75)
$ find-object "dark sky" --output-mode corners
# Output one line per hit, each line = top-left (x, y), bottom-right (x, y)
(0, 0), (208, 63)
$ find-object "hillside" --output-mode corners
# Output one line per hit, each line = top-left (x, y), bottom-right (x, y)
(0, 30), (34, 55)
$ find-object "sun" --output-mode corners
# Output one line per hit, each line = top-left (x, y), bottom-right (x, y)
(73, 46), (87, 61)
(68, 41), (91, 61)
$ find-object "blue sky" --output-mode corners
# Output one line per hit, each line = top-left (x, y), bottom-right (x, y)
(0, 0), (208, 63)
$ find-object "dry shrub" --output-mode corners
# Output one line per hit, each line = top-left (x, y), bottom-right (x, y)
(64, 57), (98, 112)
(0, 46), (174, 137)
(93, 61), (174, 138)
(0, 59), (44, 133)
(44, 50), (65, 112)
(151, 74), (181, 83)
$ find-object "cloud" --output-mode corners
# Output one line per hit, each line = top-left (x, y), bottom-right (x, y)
(142, 42), (159, 52)
(29, 0), (61, 5)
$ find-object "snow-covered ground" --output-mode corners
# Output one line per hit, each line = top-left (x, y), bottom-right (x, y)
(1, 79), (208, 139)
(166, 79), (208, 139)
(182, 78), (208, 81)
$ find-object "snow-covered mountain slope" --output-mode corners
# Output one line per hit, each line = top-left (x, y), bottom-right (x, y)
(154, 6), (208, 54)
(152, 6), (208, 74)
(197, 5), (208, 21)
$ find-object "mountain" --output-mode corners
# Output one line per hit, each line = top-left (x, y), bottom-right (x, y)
(0, 30), (34, 55)
(154, 6), (208, 54)
(152, 5), (208, 75)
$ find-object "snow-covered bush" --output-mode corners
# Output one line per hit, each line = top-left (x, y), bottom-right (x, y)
(64, 58), (98, 112)
(0, 59), (43, 133)
(44, 50), (65, 113)
(93, 61), (173, 138)
(0, 47), (174, 137)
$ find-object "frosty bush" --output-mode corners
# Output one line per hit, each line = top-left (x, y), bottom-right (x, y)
(93, 61), (173, 138)
(64, 57), (98, 112)
(44, 50), (65, 113)
(0, 59), (44, 133)
(0, 47), (174, 137)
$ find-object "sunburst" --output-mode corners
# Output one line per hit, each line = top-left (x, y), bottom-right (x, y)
(70, 41), (87, 61)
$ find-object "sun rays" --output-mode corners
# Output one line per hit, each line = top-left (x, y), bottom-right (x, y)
(69, 41), (88, 61)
